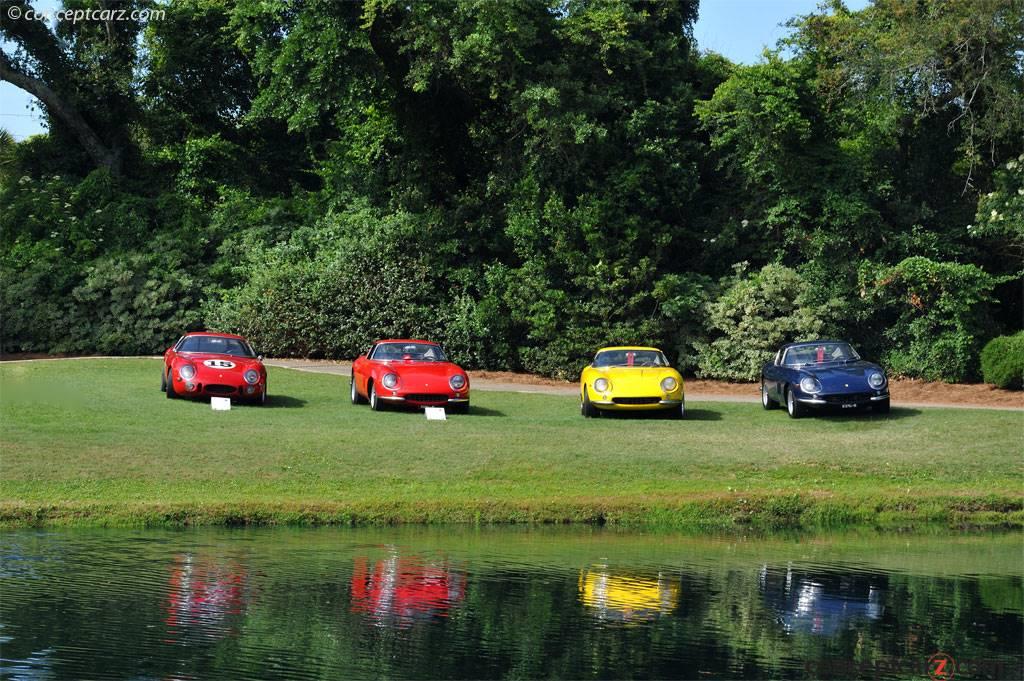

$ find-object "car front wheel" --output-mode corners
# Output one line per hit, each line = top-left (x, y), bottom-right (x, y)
(786, 387), (805, 419)
(581, 388), (598, 418)
(761, 380), (777, 410)
(165, 371), (177, 399)
(873, 398), (890, 414)
(369, 382), (385, 411)
(350, 373), (366, 405)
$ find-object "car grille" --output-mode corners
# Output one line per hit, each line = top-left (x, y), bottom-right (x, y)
(612, 397), (661, 405)
(206, 384), (237, 395)
(823, 392), (872, 404)
(404, 393), (449, 403)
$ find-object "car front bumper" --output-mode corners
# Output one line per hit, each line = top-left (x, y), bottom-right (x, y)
(174, 380), (264, 399)
(591, 398), (684, 411)
(796, 392), (889, 407)
(378, 395), (469, 407)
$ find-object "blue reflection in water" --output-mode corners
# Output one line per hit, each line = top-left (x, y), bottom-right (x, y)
(760, 564), (885, 636)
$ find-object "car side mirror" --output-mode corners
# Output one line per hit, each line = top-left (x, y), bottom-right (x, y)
(257, 355), (263, 361)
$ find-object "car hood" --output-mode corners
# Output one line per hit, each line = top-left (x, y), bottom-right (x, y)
(591, 366), (681, 387)
(375, 361), (465, 384)
(177, 353), (262, 374)
(802, 361), (883, 391)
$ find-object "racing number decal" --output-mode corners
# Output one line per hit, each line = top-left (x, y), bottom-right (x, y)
(203, 359), (236, 369)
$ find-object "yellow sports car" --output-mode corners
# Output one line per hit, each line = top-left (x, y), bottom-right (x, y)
(579, 346), (685, 418)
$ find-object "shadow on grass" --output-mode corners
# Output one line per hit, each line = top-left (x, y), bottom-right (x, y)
(262, 394), (307, 409)
(597, 408), (722, 421)
(683, 408), (723, 421)
(467, 405), (506, 417)
(810, 406), (921, 421)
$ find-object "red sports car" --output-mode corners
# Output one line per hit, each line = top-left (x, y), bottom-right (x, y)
(350, 339), (470, 413)
(162, 332), (267, 404)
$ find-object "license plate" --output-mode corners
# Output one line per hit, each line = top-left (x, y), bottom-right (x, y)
(841, 403), (857, 409)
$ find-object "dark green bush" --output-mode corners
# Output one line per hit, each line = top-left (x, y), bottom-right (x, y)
(862, 257), (1008, 382)
(980, 333), (1024, 390)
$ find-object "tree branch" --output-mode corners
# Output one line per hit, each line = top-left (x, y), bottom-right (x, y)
(0, 50), (120, 174)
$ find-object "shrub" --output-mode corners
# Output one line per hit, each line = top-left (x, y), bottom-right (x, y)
(980, 333), (1024, 390)
(862, 257), (1007, 382)
(695, 263), (839, 381)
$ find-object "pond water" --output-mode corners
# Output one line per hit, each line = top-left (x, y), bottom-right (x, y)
(1, 526), (1021, 680)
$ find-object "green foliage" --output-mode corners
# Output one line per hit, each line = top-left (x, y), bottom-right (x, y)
(980, 332), (1024, 390)
(863, 257), (1007, 382)
(1, 0), (1021, 380)
(205, 207), (437, 358)
(696, 264), (838, 381)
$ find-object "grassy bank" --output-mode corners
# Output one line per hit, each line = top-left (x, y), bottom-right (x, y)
(1, 359), (1021, 528)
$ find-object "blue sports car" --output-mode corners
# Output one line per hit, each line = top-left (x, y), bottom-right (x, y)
(760, 340), (890, 418)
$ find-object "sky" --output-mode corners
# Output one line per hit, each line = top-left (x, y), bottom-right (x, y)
(0, 0), (870, 141)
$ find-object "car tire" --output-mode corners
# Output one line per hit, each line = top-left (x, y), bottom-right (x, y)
(369, 382), (385, 412)
(761, 380), (777, 410)
(449, 402), (469, 415)
(786, 387), (805, 419)
(166, 370), (177, 399)
(258, 386), (267, 406)
(674, 401), (686, 419)
(351, 373), (366, 405)
(160, 370), (166, 392)
(581, 388), (598, 418)
(873, 398), (890, 414)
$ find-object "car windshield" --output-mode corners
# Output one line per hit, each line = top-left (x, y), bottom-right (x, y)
(593, 349), (669, 368)
(782, 342), (860, 366)
(371, 342), (448, 362)
(177, 335), (255, 357)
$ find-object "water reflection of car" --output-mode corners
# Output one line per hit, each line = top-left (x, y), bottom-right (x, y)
(760, 340), (890, 418)
(760, 565), (885, 636)
(350, 555), (465, 627)
(164, 554), (249, 644)
(579, 346), (686, 418)
(578, 567), (680, 622)
(350, 339), (471, 413)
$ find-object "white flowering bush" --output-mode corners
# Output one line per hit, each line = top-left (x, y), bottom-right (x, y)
(971, 154), (1023, 254)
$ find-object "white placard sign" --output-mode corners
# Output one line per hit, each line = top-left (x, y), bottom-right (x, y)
(424, 407), (447, 421)
(211, 397), (232, 411)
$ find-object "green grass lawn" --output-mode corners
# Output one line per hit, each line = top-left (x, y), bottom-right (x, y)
(1, 359), (1021, 527)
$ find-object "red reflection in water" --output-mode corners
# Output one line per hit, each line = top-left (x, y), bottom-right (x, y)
(164, 554), (249, 644)
(351, 554), (464, 627)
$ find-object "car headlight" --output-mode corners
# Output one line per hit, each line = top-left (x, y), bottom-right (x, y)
(381, 373), (399, 390)
(178, 365), (196, 381)
(449, 374), (466, 390)
(593, 377), (609, 393)
(661, 376), (677, 392)
(868, 371), (886, 389)
(244, 369), (260, 385)
(799, 376), (822, 394)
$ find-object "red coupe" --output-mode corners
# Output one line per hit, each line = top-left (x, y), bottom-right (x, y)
(162, 332), (267, 404)
(350, 339), (470, 413)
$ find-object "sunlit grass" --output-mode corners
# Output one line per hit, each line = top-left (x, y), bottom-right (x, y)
(1, 359), (1021, 527)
